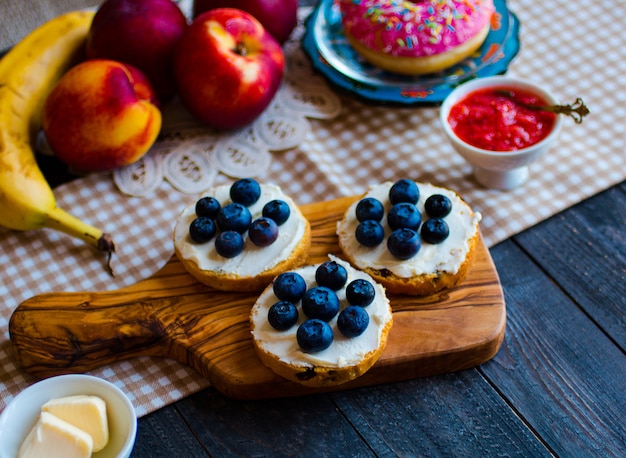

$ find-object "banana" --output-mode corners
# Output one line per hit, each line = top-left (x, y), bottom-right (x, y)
(0, 10), (116, 273)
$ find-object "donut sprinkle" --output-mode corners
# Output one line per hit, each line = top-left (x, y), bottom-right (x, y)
(339, 0), (495, 57)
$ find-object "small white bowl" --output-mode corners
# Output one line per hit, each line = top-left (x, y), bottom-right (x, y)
(0, 374), (137, 458)
(440, 75), (563, 190)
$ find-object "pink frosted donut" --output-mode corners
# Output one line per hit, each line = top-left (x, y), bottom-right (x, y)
(338, 0), (495, 75)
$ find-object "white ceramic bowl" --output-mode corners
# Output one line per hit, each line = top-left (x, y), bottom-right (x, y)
(0, 374), (136, 458)
(440, 75), (563, 190)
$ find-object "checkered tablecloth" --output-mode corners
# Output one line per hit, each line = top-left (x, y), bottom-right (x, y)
(1, 1), (624, 417)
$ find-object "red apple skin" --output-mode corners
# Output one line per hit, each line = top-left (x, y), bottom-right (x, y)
(193, 0), (298, 44)
(42, 60), (162, 172)
(173, 8), (285, 130)
(86, 0), (187, 102)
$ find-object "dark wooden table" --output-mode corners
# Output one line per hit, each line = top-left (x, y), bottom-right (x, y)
(124, 180), (625, 457)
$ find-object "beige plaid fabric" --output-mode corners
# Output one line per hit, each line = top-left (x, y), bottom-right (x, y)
(1, 1), (625, 416)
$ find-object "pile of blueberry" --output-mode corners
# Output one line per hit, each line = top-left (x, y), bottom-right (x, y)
(188, 178), (291, 258)
(267, 261), (376, 353)
(354, 179), (452, 260)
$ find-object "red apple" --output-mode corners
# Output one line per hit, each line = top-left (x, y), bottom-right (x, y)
(193, 0), (298, 44)
(173, 8), (285, 130)
(42, 60), (162, 172)
(86, 0), (187, 102)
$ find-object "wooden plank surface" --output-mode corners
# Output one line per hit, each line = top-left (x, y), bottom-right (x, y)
(9, 195), (505, 399)
(514, 184), (626, 349)
(483, 238), (626, 457)
(481, 183), (626, 457)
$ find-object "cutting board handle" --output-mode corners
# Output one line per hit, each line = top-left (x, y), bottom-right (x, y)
(9, 290), (175, 375)
(9, 257), (256, 381)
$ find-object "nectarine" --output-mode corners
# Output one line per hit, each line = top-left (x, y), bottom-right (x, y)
(42, 59), (162, 172)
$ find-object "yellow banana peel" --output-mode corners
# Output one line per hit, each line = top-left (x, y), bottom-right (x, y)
(0, 10), (116, 274)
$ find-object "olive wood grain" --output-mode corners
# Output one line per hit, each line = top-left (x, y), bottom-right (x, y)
(9, 196), (506, 399)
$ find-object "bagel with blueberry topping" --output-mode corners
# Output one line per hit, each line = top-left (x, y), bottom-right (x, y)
(336, 180), (481, 296)
(250, 256), (393, 387)
(173, 179), (311, 292)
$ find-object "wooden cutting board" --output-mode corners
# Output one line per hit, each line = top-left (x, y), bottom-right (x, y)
(9, 196), (506, 399)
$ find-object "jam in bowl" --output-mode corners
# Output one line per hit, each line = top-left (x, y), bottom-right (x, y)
(440, 76), (563, 190)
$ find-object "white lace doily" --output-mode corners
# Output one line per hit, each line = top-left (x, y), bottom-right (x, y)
(113, 13), (342, 197)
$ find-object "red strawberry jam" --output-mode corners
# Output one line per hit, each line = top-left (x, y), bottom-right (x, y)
(448, 87), (557, 152)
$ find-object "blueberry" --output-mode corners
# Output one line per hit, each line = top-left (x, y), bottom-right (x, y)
(195, 196), (221, 218)
(230, 178), (261, 206)
(248, 217), (279, 247)
(421, 218), (450, 244)
(387, 202), (421, 231)
(387, 228), (421, 260)
(355, 197), (384, 222)
(268, 301), (299, 331)
(215, 231), (244, 258)
(355, 220), (385, 247)
(262, 199), (291, 225)
(273, 272), (307, 303)
(337, 306), (369, 338)
(296, 319), (334, 352)
(389, 179), (419, 204)
(345, 279), (375, 306)
(315, 261), (348, 291)
(301, 286), (340, 321)
(425, 194), (452, 218)
(189, 217), (216, 243)
(216, 203), (252, 233)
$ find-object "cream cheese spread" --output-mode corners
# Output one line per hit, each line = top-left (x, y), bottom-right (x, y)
(250, 256), (392, 368)
(174, 183), (307, 277)
(336, 182), (482, 278)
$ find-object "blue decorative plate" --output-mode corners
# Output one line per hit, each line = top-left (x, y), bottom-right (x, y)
(301, 0), (521, 106)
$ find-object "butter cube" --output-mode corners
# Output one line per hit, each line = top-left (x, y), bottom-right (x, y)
(18, 411), (93, 458)
(41, 395), (109, 452)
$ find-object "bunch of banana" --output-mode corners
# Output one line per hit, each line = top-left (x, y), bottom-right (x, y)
(0, 10), (116, 273)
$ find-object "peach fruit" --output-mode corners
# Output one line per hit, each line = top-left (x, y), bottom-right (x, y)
(42, 59), (162, 172)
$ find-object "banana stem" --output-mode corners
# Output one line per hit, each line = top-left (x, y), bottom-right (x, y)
(44, 206), (116, 275)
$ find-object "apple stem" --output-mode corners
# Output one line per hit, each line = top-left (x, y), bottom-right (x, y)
(234, 42), (247, 57)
